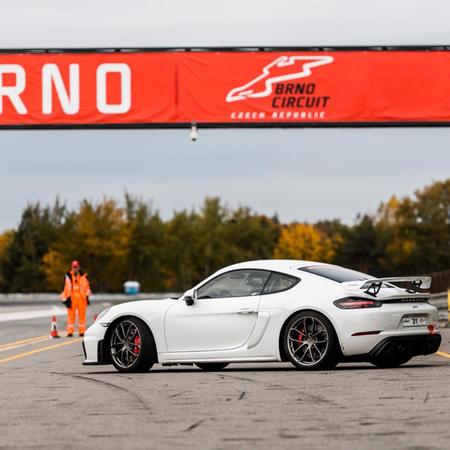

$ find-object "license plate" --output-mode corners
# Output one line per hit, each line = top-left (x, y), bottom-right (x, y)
(402, 316), (427, 327)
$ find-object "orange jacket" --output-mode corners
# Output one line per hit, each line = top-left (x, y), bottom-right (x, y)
(60, 270), (92, 302)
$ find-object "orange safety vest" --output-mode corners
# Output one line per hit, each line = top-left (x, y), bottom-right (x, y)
(60, 270), (92, 302)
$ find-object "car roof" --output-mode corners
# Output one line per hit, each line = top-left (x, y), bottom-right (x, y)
(219, 259), (326, 274)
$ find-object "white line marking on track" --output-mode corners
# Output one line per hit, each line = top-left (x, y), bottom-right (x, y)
(0, 306), (66, 323)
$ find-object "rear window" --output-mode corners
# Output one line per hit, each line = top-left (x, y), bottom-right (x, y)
(262, 272), (299, 294)
(299, 265), (372, 283)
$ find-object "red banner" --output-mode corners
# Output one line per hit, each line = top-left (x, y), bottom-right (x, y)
(0, 51), (449, 126)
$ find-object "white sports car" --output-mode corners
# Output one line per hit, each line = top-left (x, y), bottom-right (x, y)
(83, 260), (441, 372)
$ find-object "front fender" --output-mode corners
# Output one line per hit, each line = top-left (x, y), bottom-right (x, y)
(97, 299), (174, 354)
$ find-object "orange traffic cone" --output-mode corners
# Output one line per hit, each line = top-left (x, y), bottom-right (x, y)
(50, 315), (60, 338)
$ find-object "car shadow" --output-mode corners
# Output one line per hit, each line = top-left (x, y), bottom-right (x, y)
(79, 361), (448, 376)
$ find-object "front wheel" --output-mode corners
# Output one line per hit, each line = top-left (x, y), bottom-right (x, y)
(109, 317), (156, 373)
(282, 311), (340, 370)
(195, 362), (229, 371)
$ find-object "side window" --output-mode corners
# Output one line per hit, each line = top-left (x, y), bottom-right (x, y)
(262, 272), (299, 295)
(197, 270), (270, 299)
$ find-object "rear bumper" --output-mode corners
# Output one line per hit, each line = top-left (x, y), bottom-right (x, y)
(370, 333), (441, 359)
(335, 302), (440, 356)
(342, 333), (441, 362)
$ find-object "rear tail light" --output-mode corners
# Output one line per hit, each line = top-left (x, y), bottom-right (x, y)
(334, 297), (381, 309)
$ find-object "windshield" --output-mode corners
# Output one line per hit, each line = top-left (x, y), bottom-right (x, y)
(299, 265), (373, 283)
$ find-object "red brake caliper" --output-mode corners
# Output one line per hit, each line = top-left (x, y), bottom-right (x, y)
(298, 328), (305, 343)
(133, 335), (141, 354)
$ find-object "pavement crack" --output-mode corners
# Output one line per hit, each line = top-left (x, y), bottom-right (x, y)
(279, 428), (300, 439)
(238, 391), (246, 400)
(51, 372), (152, 414)
(184, 419), (205, 432)
(222, 437), (264, 442)
(297, 391), (336, 406)
(215, 373), (258, 383)
(170, 391), (189, 398)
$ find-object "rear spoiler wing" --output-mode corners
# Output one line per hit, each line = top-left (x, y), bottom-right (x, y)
(342, 276), (431, 297)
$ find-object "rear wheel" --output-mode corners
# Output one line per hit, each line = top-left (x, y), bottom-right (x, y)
(370, 355), (411, 368)
(283, 311), (340, 370)
(109, 317), (156, 373)
(195, 362), (229, 371)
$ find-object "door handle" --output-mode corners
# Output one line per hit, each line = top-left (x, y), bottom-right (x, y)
(238, 308), (256, 314)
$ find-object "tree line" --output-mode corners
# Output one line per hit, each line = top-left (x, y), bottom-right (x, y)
(0, 178), (448, 293)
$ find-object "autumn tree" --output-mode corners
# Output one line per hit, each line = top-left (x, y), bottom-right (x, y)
(163, 209), (199, 291)
(43, 199), (129, 292)
(0, 179), (447, 293)
(0, 230), (14, 289)
(124, 194), (165, 291)
(163, 200), (281, 291)
(0, 201), (66, 292)
(194, 197), (230, 278)
(383, 179), (450, 274)
(222, 207), (281, 264)
(332, 214), (386, 275)
(315, 219), (348, 263)
(273, 223), (334, 262)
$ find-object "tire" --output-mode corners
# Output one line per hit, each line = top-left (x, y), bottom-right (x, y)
(370, 355), (411, 368)
(282, 311), (340, 370)
(195, 362), (229, 371)
(109, 317), (156, 373)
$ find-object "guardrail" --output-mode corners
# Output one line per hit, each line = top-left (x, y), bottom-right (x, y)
(429, 292), (449, 325)
(0, 293), (181, 306)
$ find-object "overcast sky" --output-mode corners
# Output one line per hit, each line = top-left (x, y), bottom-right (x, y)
(0, 1), (449, 230)
(2, 1), (450, 48)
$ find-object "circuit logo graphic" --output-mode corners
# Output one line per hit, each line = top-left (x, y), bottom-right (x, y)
(226, 55), (333, 103)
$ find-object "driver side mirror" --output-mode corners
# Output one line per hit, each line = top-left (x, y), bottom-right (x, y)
(184, 289), (197, 306)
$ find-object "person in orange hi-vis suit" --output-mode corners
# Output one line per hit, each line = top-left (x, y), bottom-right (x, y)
(60, 260), (92, 337)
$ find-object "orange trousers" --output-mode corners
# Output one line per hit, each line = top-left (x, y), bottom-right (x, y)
(66, 295), (87, 335)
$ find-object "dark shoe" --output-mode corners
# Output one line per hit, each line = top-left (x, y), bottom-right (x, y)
(67, 333), (73, 337)
(79, 333), (84, 337)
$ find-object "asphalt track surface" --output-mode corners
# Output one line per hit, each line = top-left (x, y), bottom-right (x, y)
(1, 302), (450, 450)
